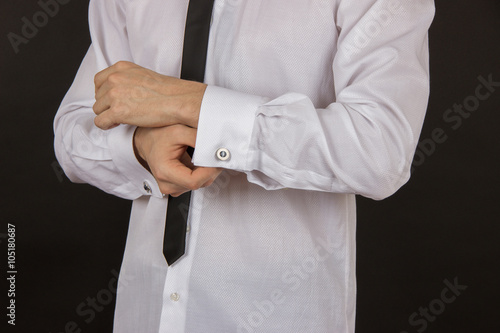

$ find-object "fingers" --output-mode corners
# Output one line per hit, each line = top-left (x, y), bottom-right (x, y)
(158, 167), (221, 196)
(93, 71), (173, 130)
(160, 159), (210, 191)
(154, 153), (221, 195)
(170, 190), (190, 197)
(162, 152), (216, 195)
(93, 86), (139, 130)
(93, 70), (121, 129)
(93, 61), (140, 130)
(95, 65), (120, 94)
(93, 61), (203, 130)
(94, 114), (119, 130)
(93, 110), (112, 130)
(94, 61), (137, 93)
(201, 168), (222, 187)
(94, 80), (112, 102)
(171, 125), (198, 150)
(179, 151), (195, 169)
(160, 182), (190, 197)
(135, 124), (221, 196)
(93, 88), (111, 116)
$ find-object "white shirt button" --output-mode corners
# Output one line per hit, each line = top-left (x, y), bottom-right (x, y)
(170, 292), (180, 302)
(186, 224), (191, 233)
(143, 181), (152, 194)
(216, 148), (230, 161)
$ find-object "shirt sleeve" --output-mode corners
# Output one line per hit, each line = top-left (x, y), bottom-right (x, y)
(53, 0), (163, 200)
(192, 0), (435, 200)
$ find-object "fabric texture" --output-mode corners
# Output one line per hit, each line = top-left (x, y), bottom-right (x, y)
(53, 0), (435, 332)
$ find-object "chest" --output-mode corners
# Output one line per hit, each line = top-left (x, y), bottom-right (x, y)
(125, 0), (338, 102)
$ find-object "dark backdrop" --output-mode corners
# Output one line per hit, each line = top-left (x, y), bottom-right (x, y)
(1, 0), (499, 332)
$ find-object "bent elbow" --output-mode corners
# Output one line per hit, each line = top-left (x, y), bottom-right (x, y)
(359, 154), (412, 200)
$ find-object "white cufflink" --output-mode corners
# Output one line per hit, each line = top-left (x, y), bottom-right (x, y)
(216, 148), (230, 161)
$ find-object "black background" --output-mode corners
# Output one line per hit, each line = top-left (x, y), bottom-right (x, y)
(1, 0), (499, 332)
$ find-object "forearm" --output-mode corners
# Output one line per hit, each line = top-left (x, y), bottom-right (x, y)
(54, 46), (163, 200)
(193, 87), (420, 200)
(193, 0), (434, 200)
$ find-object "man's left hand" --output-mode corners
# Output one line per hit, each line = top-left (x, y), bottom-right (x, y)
(93, 61), (207, 130)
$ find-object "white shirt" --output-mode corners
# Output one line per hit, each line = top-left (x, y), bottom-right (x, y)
(54, 0), (435, 332)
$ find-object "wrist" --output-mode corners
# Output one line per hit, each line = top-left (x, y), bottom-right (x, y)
(175, 82), (206, 128)
(133, 127), (150, 171)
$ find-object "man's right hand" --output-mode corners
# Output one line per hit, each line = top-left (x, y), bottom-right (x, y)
(133, 124), (222, 197)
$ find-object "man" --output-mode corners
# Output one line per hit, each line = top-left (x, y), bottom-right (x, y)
(54, 0), (435, 332)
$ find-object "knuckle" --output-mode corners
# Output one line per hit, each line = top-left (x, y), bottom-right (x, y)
(108, 87), (121, 99)
(107, 72), (123, 84)
(93, 116), (103, 129)
(107, 86), (127, 100)
(114, 61), (131, 70)
(111, 102), (127, 118)
(131, 87), (145, 99)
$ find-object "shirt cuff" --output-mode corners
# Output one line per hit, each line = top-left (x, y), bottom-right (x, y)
(192, 85), (269, 171)
(108, 124), (163, 198)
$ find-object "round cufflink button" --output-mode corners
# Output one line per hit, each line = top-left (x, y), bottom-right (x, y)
(216, 148), (230, 161)
(143, 181), (152, 194)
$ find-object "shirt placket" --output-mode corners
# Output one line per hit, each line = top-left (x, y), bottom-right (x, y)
(158, 188), (205, 333)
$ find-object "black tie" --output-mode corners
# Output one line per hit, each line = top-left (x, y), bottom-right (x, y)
(163, 0), (215, 266)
